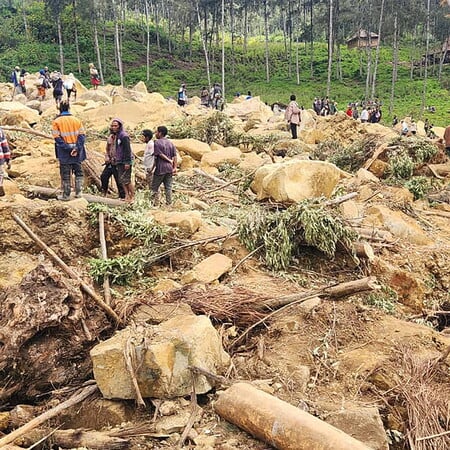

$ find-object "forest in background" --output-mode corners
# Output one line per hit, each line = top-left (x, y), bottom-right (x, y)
(0, 0), (449, 125)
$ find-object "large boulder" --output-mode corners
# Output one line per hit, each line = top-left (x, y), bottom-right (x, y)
(251, 160), (346, 202)
(182, 253), (233, 284)
(79, 92), (184, 131)
(0, 101), (40, 127)
(238, 152), (266, 172)
(225, 96), (273, 123)
(78, 89), (111, 104)
(151, 210), (203, 234)
(325, 407), (389, 450)
(364, 205), (433, 246)
(171, 138), (211, 161)
(201, 146), (241, 168)
(91, 315), (230, 399)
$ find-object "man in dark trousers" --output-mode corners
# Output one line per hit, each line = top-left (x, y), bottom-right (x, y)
(100, 121), (126, 200)
(151, 125), (177, 206)
(52, 101), (86, 200)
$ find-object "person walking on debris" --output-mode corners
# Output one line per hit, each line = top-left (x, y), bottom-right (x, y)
(52, 101), (86, 201)
(142, 129), (155, 192)
(110, 118), (134, 203)
(0, 127), (11, 197)
(19, 69), (27, 94)
(177, 83), (187, 107)
(100, 122), (126, 200)
(35, 69), (50, 101)
(51, 72), (64, 107)
(89, 63), (101, 90)
(63, 73), (77, 101)
(11, 66), (22, 97)
(200, 86), (210, 107)
(151, 125), (177, 206)
(284, 94), (301, 139)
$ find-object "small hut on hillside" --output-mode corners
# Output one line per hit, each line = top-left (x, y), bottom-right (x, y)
(421, 37), (450, 65)
(347, 30), (379, 49)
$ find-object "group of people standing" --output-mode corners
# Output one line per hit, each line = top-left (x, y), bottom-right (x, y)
(313, 97), (337, 116)
(11, 62), (101, 104)
(345, 101), (382, 123)
(177, 83), (225, 111)
(100, 121), (177, 205)
(51, 101), (177, 205)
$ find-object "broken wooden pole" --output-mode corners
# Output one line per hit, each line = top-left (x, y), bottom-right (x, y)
(98, 211), (112, 306)
(214, 383), (371, 450)
(52, 429), (129, 449)
(0, 384), (98, 448)
(12, 214), (121, 325)
(262, 276), (380, 310)
(24, 185), (126, 207)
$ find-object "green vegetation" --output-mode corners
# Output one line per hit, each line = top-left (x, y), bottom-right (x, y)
(0, 2), (449, 126)
(363, 285), (398, 314)
(87, 197), (169, 285)
(238, 200), (356, 271)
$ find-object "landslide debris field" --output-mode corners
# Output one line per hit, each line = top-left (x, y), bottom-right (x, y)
(0, 78), (449, 450)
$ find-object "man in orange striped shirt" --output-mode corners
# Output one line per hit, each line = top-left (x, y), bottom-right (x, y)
(52, 101), (86, 200)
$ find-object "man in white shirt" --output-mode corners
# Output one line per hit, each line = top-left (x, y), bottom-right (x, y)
(142, 129), (155, 191)
(360, 107), (369, 123)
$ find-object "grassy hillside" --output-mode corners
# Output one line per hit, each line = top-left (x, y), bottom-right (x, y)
(1, 14), (449, 127)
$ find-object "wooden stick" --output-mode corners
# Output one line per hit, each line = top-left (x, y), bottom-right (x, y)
(198, 169), (257, 197)
(188, 366), (231, 387)
(324, 192), (358, 206)
(426, 164), (445, 179)
(230, 277), (380, 347)
(363, 142), (389, 170)
(263, 276), (380, 310)
(0, 385), (98, 447)
(193, 168), (237, 190)
(52, 429), (129, 449)
(12, 214), (120, 325)
(98, 212), (111, 306)
(24, 185), (126, 207)
(417, 430), (450, 442)
(1, 126), (53, 140)
(229, 245), (263, 275)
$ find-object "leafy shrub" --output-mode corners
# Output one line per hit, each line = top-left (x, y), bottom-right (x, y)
(404, 176), (432, 200)
(389, 151), (415, 179)
(363, 285), (398, 314)
(238, 200), (356, 271)
(170, 111), (234, 145)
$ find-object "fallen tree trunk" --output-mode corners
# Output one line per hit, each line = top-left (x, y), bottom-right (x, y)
(193, 168), (238, 191)
(427, 163), (450, 178)
(1, 126), (53, 140)
(214, 383), (371, 450)
(0, 384), (98, 448)
(262, 276), (380, 311)
(24, 185), (126, 207)
(12, 214), (121, 325)
(352, 242), (376, 261)
(52, 429), (129, 449)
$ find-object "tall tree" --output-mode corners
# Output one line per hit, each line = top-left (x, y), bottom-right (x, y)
(326, 0), (334, 97)
(421, 0), (432, 116)
(263, 0), (270, 82)
(370, 0), (385, 99)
